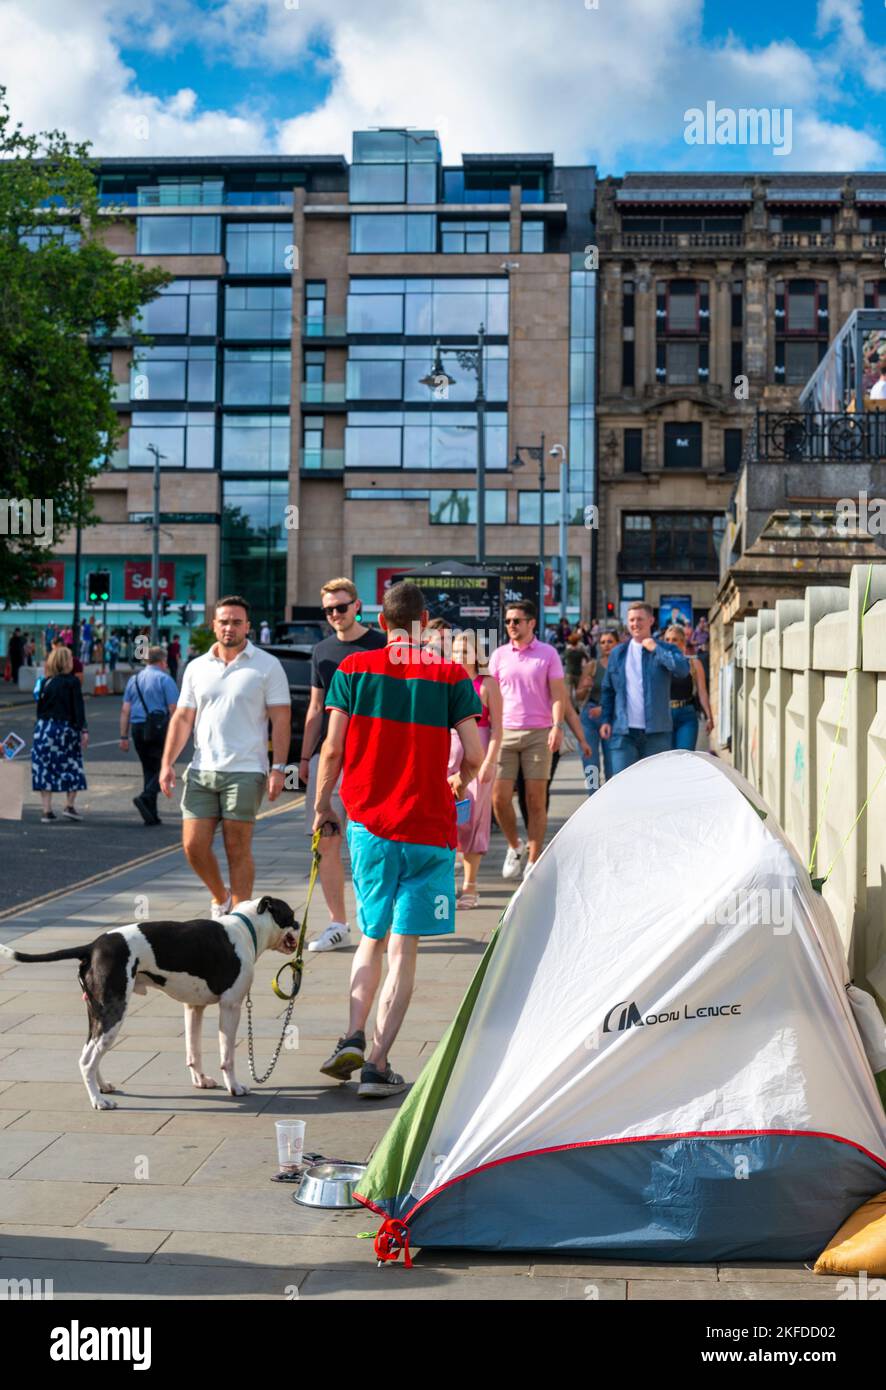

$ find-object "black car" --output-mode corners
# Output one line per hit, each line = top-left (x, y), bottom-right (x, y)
(260, 643), (314, 765)
(274, 619), (328, 647)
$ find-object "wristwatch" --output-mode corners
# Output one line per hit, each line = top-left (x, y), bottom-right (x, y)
(271, 763), (287, 773)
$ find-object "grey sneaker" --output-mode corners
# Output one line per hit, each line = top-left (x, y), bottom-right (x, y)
(357, 1063), (408, 1099)
(320, 1031), (366, 1080)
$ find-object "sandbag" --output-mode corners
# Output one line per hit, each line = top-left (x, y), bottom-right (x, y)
(814, 1191), (886, 1276)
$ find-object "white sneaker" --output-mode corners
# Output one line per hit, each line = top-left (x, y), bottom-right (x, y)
(210, 894), (232, 921)
(522, 858), (537, 880)
(502, 842), (528, 880)
(308, 921), (352, 952)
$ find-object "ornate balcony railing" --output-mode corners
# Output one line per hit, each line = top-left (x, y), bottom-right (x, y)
(619, 231), (743, 249)
(770, 232), (835, 250)
(755, 410), (886, 462)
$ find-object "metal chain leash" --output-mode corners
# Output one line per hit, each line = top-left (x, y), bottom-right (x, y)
(245, 990), (297, 1084)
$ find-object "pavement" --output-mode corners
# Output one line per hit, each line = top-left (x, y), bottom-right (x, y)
(0, 753), (851, 1301)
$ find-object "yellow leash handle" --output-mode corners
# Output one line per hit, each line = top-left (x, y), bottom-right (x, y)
(271, 828), (325, 1001)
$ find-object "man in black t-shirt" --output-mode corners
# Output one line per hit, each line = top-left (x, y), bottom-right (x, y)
(299, 578), (386, 953)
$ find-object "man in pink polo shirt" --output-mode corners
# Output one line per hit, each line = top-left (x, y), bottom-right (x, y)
(489, 600), (589, 878)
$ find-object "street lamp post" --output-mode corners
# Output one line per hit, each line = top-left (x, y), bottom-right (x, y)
(511, 435), (546, 604)
(145, 443), (166, 644)
(550, 444), (568, 619)
(420, 326), (487, 565)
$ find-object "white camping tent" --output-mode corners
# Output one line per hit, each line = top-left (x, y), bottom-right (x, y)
(356, 751), (886, 1259)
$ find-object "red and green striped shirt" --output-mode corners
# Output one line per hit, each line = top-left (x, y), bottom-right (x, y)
(325, 640), (482, 847)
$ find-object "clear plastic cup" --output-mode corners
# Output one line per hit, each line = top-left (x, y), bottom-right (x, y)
(275, 1119), (306, 1173)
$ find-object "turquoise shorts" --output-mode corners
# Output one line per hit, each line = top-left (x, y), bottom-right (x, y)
(346, 821), (456, 940)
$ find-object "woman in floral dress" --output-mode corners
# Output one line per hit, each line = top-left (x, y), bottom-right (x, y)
(31, 645), (88, 823)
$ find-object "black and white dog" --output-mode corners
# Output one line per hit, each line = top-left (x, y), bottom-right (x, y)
(0, 897), (298, 1110)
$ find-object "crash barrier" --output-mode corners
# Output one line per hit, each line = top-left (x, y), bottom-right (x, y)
(730, 562), (886, 1005)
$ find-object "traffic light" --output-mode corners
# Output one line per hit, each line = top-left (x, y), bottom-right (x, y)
(140, 596), (151, 618)
(87, 570), (111, 604)
(606, 601), (615, 617)
(178, 602), (194, 626)
(160, 594), (170, 617)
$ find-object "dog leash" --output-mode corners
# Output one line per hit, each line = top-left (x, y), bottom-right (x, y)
(245, 827), (325, 1085)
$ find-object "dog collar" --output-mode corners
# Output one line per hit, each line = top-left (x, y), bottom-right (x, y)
(229, 911), (258, 957)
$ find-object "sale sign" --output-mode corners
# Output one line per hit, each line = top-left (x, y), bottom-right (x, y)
(124, 561), (176, 600)
(30, 562), (66, 602)
(375, 566), (412, 603)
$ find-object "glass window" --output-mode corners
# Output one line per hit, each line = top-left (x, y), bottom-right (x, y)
(345, 425), (403, 468)
(350, 214), (436, 254)
(224, 284), (292, 338)
(304, 350), (325, 384)
(353, 130), (438, 163)
(518, 491), (562, 525)
(439, 221), (510, 253)
(663, 422), (702, 469)
(429, 489), (507, 524)
(624, 429), (643, 473)
(225, 222), (292, 275)
(223, 348), (291, 405)
(129, 412), (215, 469)
(521, 221), (544, 253)
(349, 164), (406, 203)
(407, 163), (438, 203)
(347, 357), (403, 399)
(347, 291), (404, 334)
(405, 345), (508, 402)
(221, 478), (288, 623)
(135, 216), (221, 255)
(784, 340), (821, 385)
(667, 282), (698, 332)
(666, 342), (699, 385)
(131, 345), (216, 402)
(133, 279), (218, 337)
(786, 283), (816, 332)
(20, 223), (81, 251)
(222, 415), (289, 471)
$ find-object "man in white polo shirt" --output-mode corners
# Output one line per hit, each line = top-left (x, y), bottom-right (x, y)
(159, 596), (291, 917)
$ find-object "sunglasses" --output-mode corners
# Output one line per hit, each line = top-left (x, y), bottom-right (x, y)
(505, 617), (526, 626)
(322, 601), (356, 616)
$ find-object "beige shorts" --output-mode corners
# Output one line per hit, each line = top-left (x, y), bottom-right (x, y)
(305, 751), (346, 835)
(181, 768), (267, 822)
(496, 727), (553, 782)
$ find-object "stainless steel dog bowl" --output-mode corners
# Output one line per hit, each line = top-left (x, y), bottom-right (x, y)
(293, 1161), (367, 1209)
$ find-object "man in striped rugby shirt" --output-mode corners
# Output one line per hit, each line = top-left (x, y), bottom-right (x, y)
(314, 581), (484, 1098)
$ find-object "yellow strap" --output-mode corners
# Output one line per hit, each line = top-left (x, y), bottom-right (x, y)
(821, 763), (886, 881)
(807, 563), (874, 878)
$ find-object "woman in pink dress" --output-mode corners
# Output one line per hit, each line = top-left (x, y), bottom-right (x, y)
(448, 631), (503, 910)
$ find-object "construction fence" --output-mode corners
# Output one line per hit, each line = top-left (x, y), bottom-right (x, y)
(726, 562), (886, 1006)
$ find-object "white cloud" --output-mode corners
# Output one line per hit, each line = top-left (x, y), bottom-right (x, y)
(0, 0), (269, 155)
(0, 0), (882, 169)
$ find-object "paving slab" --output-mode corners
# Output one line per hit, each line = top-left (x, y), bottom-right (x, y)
(153, 1230), (376, 1268)
(13, 1132), (219, 1185)
(298, 1268), (626, 1300)
(0, 1047), (157, 1085)
(0, 1080), (273, 1113)
(717, 1262), (818, 1282)
(0, 1130), (61, 1178)
(0, 1179), (116, 1226)
(626, 1279), (841, 1300)
(5, 1108), (172, 1135)
(0, 1014), (36, 1033)
(0, 1256), (307, 1300)
(0, 1225), (170, 1263)
(15, 1013), (182, 1036)
(83, 1183), (366, 1236)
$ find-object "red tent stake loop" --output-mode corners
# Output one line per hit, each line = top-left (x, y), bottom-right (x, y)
(374, 1217), (413, 1268)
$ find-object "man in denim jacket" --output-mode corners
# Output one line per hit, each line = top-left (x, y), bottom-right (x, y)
(599, 602), (690, 775)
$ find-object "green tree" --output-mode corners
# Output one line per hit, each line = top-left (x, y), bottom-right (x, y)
(0, 89), (170, 605)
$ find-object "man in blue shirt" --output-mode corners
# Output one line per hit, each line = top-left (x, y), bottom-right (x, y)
(599, 602), (690, 775)
(120, 646), (179, 825)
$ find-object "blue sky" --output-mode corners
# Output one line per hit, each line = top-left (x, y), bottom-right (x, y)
(1, 0), (884, 172)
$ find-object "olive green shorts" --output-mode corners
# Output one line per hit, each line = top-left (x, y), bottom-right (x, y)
(181, 768), (267, 823)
